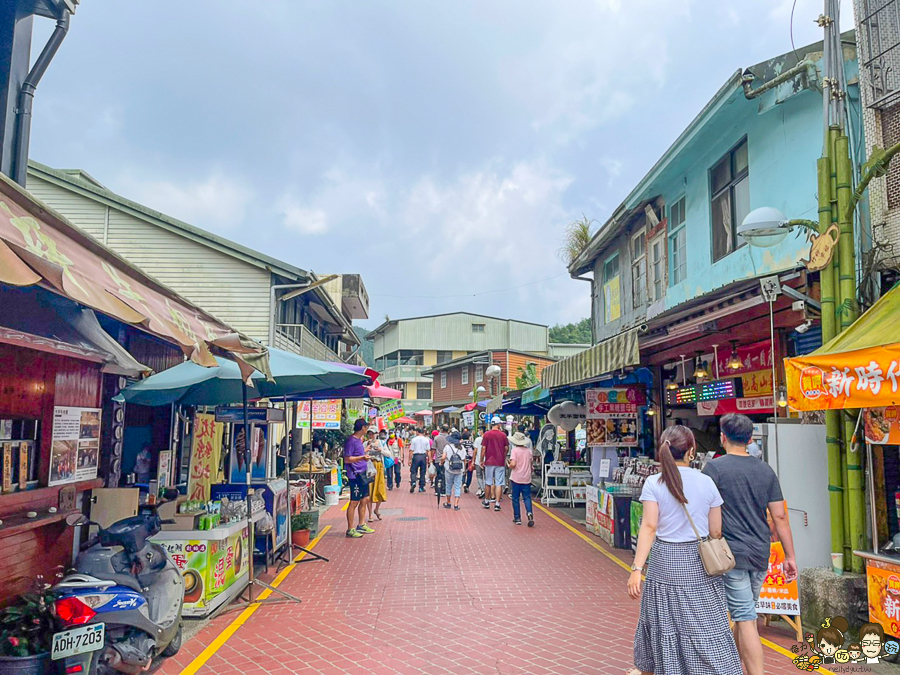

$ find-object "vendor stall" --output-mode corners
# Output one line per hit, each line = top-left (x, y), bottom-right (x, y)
(785, 282), (900, 625)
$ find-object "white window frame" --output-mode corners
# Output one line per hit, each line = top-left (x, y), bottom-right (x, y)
(648, 231), (666, 303)
(440, 371), (447, 389)
(631, 228), (646, 309)
(475, 364), (484, 382)
(461, 366), (469, 385)
(668, 196), (687, 286)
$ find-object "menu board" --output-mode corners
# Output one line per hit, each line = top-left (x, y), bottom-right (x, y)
(298, 400), (342, 429)
(585, 387), (644, 447)
(49, 407), (101, 486)
(756, 541), (800, 616)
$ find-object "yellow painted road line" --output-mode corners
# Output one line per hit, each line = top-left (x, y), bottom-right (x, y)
(341, 501), (349, 511)
(534, 502), (830, 673)
(180, 524), (332, 675)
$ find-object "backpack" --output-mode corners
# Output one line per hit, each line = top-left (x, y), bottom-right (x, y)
(447, 445), (464, 474)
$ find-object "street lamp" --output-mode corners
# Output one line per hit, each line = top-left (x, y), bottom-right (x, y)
(738, 207), (819, 248)
(485, 364), (501, 396)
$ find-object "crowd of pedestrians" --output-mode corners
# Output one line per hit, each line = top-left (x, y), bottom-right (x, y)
(343, 411), (794, 675)
(342, 415), (538, 534)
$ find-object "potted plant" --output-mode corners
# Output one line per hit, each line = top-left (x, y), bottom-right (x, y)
(0, 576), (57, 675)
(301, 509), (320, 537)
(291, 512), (313, 548)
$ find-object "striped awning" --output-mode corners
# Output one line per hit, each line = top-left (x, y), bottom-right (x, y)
(540, 327), (640, 389)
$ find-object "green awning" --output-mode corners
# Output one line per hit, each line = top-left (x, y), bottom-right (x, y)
(540, 327), (640, 390)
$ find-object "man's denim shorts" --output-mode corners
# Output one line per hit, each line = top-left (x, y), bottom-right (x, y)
(723, 568), (766, 622)
(484, 465), (506, 486)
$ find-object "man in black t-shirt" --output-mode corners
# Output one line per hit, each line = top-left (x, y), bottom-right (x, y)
(703, 413), (797, 675)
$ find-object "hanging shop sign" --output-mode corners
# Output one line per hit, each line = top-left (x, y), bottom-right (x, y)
(298, 400), (342, 429)
(865, 407), (900, 444)
(740, 370), (774, 397)
(585, 387), (644, 447)
(188, 413), (224, 501)
(755, 541), (801, 616)
(214, 407), (284, 424)
(380, 400), (403, 422)
(697, 396), (775, 416)
(49, 407), (101, 486)
(547, 400), (585, 432)
(714, 340), (773, 376)
(462, 411), (475, 428)
(785, 347), (900, 411)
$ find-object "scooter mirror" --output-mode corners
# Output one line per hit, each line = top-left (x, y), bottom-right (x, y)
(65, 513), (89, 527)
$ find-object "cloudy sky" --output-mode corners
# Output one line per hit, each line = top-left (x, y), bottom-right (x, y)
(29, 0), (853, 330)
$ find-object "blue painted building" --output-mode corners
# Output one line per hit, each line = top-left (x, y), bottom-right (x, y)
(568, 34), (861, 356)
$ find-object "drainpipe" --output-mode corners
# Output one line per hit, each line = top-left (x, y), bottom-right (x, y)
(741, 59), (815, 100)
(12, 8), (70, 186)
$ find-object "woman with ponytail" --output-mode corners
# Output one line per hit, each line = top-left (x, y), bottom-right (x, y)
(626, 425), (741, 675)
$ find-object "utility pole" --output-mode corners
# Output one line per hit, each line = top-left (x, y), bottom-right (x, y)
(0, 0), (76, 185)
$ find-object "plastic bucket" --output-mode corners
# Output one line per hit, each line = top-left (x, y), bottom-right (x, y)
(324, 484), (340, 506)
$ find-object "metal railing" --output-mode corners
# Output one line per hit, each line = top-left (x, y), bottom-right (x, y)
(861, 0), (900, 108)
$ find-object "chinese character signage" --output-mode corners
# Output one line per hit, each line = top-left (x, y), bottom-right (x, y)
(379, 400), (403, 422)
(298, 400), (342, 429)
(49, 407), (101, 486)
(188, 413), (223, 501)
(865, 556), (900, 634)
(785, 347), (900, 411)
(740, 370), (773, 397)
(714, 341), (773, 376)
(756, 541), (800, 616)
(865, 407), (900, 444)
(585, 387), (644, 447)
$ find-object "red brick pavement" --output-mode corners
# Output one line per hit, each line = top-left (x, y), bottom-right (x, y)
(161, 487), (808, 675)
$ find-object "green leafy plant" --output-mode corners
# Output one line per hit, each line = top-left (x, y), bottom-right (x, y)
(0, 575), (59, 657)
(291, 512), (313, 531)
(515, 363), (539, 390)
(559, 215), (595, 265)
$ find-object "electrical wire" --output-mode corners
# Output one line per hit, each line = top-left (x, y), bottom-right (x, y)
(370, 272), (570, 299)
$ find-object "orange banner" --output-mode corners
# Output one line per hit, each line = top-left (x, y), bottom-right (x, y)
(784, 346), (900, 411)
(865, 407), (900, 444)
(866, 557), (900, 634)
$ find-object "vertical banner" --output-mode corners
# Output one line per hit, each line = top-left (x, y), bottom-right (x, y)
(1, 443), (11, 493)
(298, 400), (343, 428)
(188, 413), (223, 501)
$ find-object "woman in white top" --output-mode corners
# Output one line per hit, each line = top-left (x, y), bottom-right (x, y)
(627, 425), (741, 675)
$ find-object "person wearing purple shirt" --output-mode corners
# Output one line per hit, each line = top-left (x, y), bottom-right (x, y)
(344, 418), (375, 538)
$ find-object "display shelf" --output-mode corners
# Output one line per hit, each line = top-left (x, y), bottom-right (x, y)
(540, 464), (592, 507)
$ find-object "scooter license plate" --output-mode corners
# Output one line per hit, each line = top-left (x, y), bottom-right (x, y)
(51, 623), (105, 660)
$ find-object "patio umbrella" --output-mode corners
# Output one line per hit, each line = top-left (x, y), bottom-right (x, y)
(393, 416), (417, 425)
(115, 347), (369, 407)
(413, 410), (432, 417)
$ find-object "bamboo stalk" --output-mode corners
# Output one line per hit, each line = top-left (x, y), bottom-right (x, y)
(818, 154), (845, 569)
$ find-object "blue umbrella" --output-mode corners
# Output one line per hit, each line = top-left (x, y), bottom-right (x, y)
(115, 347), (369, 407)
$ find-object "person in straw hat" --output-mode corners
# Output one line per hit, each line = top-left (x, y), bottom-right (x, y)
(507, 430), (535, 527)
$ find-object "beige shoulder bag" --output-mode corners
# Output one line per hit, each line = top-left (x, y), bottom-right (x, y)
(681, 503), (735, 576)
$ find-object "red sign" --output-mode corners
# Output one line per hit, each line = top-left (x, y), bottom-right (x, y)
(714, 340), (773, 377)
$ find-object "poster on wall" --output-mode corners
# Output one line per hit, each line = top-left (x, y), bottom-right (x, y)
(865, 407), (900, 444)
(603, 276), (621, 323)
(585, 387), (644, 447)
(188, 413), (224, 501)
(229, 425), (268, 484)
(298, 400), (342, 429)
(49, 407), (101, 486)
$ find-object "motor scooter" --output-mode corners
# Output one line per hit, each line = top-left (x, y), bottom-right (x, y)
(51, 490), (184, 674)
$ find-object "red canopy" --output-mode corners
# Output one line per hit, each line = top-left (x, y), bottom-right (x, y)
(393, 416), (417, 425)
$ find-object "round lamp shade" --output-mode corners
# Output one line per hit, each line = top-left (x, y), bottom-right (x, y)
(738, 207), (789, 247)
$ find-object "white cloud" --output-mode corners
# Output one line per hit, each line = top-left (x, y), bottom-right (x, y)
(118, 172), (253, 232)
(281, 201), (328, 235)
